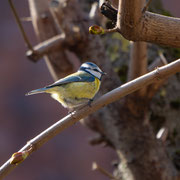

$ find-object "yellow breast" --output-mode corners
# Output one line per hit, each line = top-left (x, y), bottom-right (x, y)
(47, 77), (100, 108)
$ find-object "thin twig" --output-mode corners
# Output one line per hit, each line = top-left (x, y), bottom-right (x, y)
(89, 25), (117, 35)
(26, 33), (66, 62)
(8, 0), (33, 51)
(92, 162), (118, 180)
(142, 0), (153, 13)
(148, 54), (167, 72)
(0, 58), (180, 179)
(147, 53), (168, 99)
(104, 27), (118, 33)
(21, 17), (32, 22)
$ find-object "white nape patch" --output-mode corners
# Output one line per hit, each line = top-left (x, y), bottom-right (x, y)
(86, 69), (101, 79)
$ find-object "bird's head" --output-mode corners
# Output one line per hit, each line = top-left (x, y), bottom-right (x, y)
(78, 62), (106, 80)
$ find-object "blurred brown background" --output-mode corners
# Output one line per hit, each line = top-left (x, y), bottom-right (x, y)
(0, 0), (179, 180)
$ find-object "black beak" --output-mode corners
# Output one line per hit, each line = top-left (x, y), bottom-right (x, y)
(101, 71), (107, 75)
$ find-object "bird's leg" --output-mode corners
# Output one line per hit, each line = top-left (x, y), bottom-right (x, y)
(71, 98), (93, 112)
(88, 98), (94, 107)
(68, 108), (75, 114)
(68, 108), (77, 119)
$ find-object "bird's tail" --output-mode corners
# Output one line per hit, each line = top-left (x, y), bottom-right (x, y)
(25, 87), (48, 96)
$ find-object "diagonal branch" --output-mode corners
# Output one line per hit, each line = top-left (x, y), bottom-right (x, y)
(142, 0), (153, 13)
(92, 162), (118, 180)
(0, 58), (180, 179)
(8, 0), (33, 51)
(26, 33), (66, 62)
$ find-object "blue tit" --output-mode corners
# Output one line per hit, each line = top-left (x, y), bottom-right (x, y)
(26, 62), (105, 110)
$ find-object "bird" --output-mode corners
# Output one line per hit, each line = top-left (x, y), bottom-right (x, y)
(26, 62), (105, 111)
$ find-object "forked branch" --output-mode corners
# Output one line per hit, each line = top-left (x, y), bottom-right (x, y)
(117, 0), (180, 47)
(100, 0), (180, 47)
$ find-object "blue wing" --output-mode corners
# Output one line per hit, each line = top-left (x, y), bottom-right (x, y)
(47, 72), (95, 88)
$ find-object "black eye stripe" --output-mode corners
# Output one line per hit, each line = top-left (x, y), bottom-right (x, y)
(85, 67), (99, 72)
(79, 66), (100, 73)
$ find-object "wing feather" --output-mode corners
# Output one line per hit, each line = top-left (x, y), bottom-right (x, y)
(47, 72), (95, 88)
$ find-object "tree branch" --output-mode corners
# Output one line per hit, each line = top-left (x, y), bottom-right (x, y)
(92, 162), (118, 180)
(147, 53), (168, 98)
(0, 58), (180, 179)
(148, 53), (167, 72)
(127, 0), (147, 97)
(28, 0), (74, 80)
(142, 0), (152, 13)
(117, 0), (180, 47)
(128, 41), (147, 96)
(101, 0), (180, 48)
(26, 33), (66, 62)
(8, 0), (33, 51)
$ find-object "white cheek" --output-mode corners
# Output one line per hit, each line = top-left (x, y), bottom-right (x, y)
(87, 70), (101, 79)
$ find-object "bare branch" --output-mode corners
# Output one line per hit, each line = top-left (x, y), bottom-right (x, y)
(117, 0), (180, 47)
(21, 17), (32, 22)
(142, 0), (153, 13)
(8, 0), (33, 51)
(0, 58), (180, 179)
(89, 25), (117, 35)
(147, 53), (168, 98)
(92, 162), (118, 180)
(117, 0), (143, 29)
(128, 41), (147, 96)
(26, 33), (66, 62)
(148, 53), (168, 72)
(28, 0), (74, 80)
(127, 0), (147, 97)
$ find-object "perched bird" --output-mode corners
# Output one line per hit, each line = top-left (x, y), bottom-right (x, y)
(26, 62), (105, 110)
